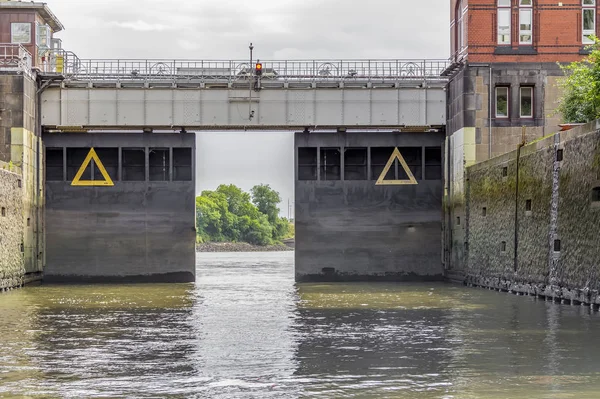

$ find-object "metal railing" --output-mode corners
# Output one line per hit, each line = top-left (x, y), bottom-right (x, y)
(0, 44), (32, 74)
(60, 59), (450, 83)
(41, 49), (82, 76)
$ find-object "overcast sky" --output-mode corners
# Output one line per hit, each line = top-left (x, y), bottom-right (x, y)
(47, 0), (450, 214)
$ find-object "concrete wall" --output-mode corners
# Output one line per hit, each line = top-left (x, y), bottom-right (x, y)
(445, 62), (565, 274)
(0, 164), (25, 290)
(43, 133), (196, 283)
(295, 132), (444, 282)
(464, 121), (600, 304)
(0, 73), (44, 277)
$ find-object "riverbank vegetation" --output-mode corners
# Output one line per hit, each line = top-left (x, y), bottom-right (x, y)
(558, 38), (600, 123)
(195, 184), (294, 246)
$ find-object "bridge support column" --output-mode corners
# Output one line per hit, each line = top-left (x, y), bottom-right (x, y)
(43, 133), (196, 283)
(294, 131), (444, 282)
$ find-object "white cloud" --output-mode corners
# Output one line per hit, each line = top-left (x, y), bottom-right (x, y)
(111, 20), (174, 32)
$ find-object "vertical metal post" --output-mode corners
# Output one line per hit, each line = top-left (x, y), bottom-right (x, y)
(169, 147), (174, 181)
(422, 146), (426, 181)
(145, 146), (150, 182)
(316, 146), (321, 181)
(340, 147), (345, 181)
(118, 147), (122, 181)
(367, 147), (372, 181)
(62, 146), (67, 181)
(249, 43), (253, 121)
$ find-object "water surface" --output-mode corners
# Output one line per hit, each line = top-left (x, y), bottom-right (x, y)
(1, 252), (600, 398)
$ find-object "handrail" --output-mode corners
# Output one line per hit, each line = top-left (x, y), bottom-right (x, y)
(60, 58), (451, 82)
(0, 44), (32, 74)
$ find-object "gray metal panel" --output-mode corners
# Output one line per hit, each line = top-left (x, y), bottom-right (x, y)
(41, 86), (447, 130)
(174, 90), (202, 126)
(202, 90), (230, 126)
(294, 132), (444, 282)
(43, 133), (196, 283)
(399, 89), (422, 125)
(146, 89), (173, 126)
(258, 90), (287, 125)
(117, 89), (145, 126)
(64, 89), (89, 126)
(315, 90), (343, 126)
(89, 90), (117, 126)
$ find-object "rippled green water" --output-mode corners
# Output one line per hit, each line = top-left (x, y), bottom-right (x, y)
(2, 252), (600, 398)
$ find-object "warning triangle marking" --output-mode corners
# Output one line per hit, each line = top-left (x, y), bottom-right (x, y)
(71, 147), (115, 187)
(375, 147), (418, 186)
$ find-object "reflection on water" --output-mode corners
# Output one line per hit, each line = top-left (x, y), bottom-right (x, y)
(1, 252), (600, 398)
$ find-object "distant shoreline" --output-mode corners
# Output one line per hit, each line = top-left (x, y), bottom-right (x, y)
(196, 241), (294, 252)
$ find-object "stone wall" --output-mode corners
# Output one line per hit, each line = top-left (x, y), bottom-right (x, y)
(0, 163), (25, 290)
(463, 121), (600, 304)
(0, 73), (43, 276)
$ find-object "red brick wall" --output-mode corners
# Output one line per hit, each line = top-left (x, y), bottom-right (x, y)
(451, 0), (598, 63)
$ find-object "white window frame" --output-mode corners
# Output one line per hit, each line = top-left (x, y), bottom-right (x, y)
(519, 1), (533, 45)
(583, 0), (597, 44)
(498, 0), (512, 45)
(457, 1), (468, 53)
(520, 87), (533, 118)
(496, 87), (510, 118)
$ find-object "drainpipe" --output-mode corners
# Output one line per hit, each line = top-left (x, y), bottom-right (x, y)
(489, 66), (493, 159)
(35, 76), (63, 273)
(514, 126), (527, 272)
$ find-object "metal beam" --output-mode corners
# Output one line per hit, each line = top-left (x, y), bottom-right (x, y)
(41, 85), (446, 131)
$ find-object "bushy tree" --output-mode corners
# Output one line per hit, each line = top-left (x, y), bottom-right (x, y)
(195, 184), (291, 246)
(250, 184), (281, 224)
(558, 39), (600, 123)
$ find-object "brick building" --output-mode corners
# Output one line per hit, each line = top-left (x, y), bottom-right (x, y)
(444, 0), (597, 271)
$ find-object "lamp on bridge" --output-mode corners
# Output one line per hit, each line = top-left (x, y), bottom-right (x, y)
(255, 61), (263, 76)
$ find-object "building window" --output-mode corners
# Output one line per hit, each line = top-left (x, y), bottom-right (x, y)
(496, 87), (509, 118)
(298, 147), (318, 181)
(456, 0), (468, 55)
(583, 0), (596, 44)
(520, 87), (533, 118)
(519, 0), (533, 44)
(320, 148), (341, 181)
(498, 0), (511, 45)
(344, 148), (368, 180)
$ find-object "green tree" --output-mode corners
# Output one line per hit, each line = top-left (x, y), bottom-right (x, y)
(250, 184), (281, 224)
(558, 38), (600, 123)
(195, 195), (225, 242)
(216, 184), (252, 215)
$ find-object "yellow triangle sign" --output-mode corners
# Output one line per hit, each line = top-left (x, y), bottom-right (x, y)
(375, 147), (418, 185)
(71, 148), (115, 187)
